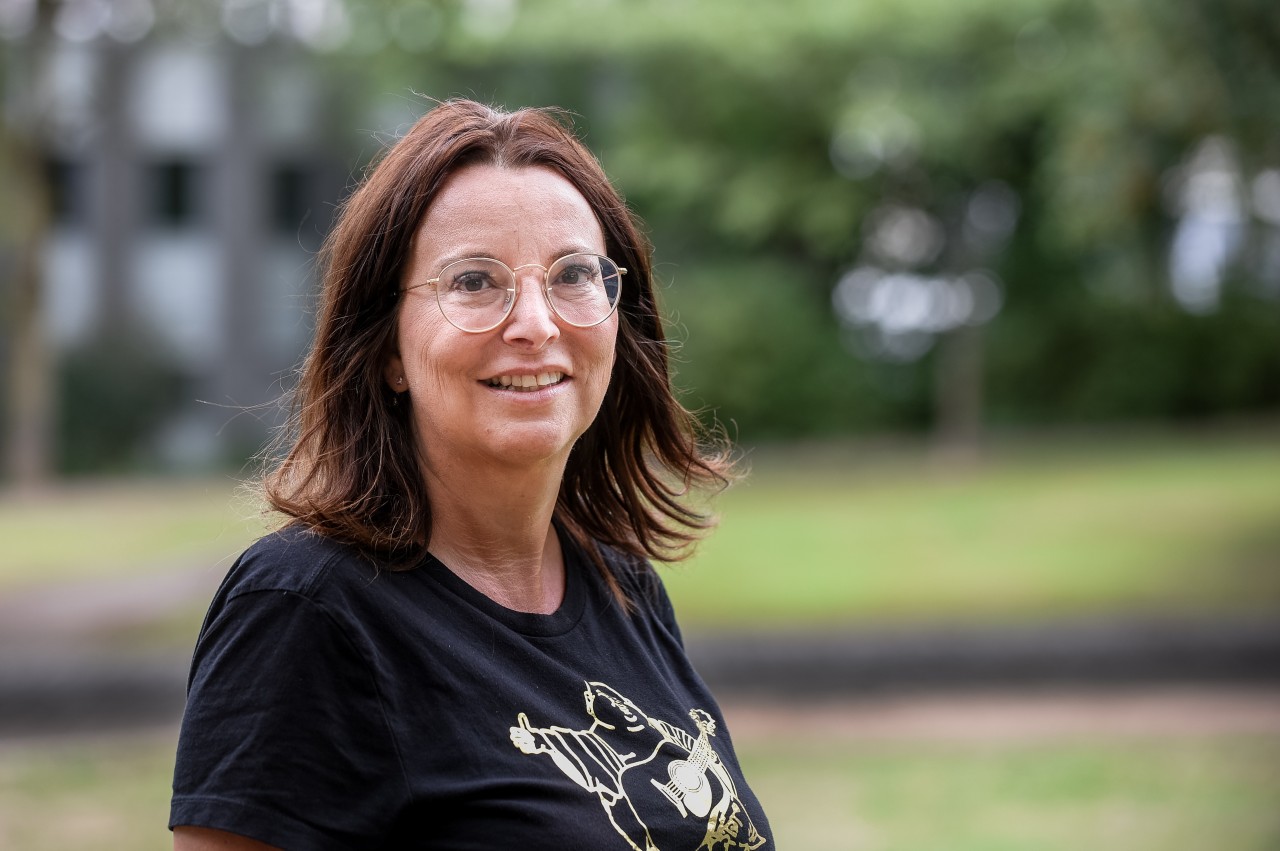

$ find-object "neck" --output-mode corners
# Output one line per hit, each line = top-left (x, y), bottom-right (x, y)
(422, 452), (568, 615)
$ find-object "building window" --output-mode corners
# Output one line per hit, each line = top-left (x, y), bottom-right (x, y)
(269, 162), (310, 236)
(46, 157), (87, 227)
(148, 159), (203, 228)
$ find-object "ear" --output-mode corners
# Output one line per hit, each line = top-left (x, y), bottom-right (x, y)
(384, 350), (407, 393)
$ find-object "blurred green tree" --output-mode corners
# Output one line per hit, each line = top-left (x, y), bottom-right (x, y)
(442, 0), (1280, 442)
(5, 0), (1278, 475)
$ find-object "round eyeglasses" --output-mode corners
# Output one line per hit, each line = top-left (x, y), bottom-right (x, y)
(402, 253), (626, 333)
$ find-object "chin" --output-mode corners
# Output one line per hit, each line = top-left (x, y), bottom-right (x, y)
(485, 424), (585, 468)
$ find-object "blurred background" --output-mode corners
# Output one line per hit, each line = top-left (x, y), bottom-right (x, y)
(1, 0), (1278, 848)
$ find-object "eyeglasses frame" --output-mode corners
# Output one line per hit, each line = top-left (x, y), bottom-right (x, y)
(401, 253), (628, 334)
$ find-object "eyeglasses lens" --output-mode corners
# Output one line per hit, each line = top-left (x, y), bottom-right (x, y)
(436, 254), (622, 332)
(546, 254), (622, 327)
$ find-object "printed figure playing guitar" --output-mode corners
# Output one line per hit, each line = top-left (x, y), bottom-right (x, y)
(510, 683), (766, 851)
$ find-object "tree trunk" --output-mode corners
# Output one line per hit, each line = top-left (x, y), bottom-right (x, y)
(2, 2), (57, 488)
(5, 164), (54, 488)
(933, 323), (984, 463)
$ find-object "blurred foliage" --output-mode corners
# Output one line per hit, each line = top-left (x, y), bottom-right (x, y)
(320, 0), (1280, 439)
(56, 330), (188, 473)
(662, 258), (930, 438)
(4, 0), (1279, 464)
(989, 293), (1280, 423)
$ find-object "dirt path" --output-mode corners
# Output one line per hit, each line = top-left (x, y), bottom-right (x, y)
(721, 686), (1280, 743)
(0, 562), (222, 639)
(4, 687), (1278, 751)
(3, 561), (1278, 746)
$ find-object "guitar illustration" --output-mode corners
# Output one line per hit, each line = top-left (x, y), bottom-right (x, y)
(651, 709), (718, 818)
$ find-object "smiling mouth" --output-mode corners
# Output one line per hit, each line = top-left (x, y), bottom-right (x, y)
(484, 371), (566, 391)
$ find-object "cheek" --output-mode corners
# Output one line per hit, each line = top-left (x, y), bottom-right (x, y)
(596, 320), (620, 377)
(400, 314), (451, 377)
(584, 333), (620, 418)
(583, 335), (618, 400)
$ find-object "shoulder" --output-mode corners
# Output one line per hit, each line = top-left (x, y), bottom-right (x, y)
(217, 523), (380, 603)
(588, 539), (682, 630)
(190, 526), (386, 689)
(590, 539), (658, 593)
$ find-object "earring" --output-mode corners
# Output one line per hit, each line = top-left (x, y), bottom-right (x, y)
(396, 377), (404, 386)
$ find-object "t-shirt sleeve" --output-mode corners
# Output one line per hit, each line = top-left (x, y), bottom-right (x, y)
(170, 587), (406, 850)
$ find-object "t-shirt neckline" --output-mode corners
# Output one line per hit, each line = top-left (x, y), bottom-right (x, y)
(417, 527), (589, 638)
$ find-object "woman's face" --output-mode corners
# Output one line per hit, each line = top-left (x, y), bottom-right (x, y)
(387, 164), (619, 476)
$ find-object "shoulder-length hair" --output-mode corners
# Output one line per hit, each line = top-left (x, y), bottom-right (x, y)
(262, 99), (732, 604)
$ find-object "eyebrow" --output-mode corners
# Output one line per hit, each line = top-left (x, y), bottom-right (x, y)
(433, 245), (600, 272)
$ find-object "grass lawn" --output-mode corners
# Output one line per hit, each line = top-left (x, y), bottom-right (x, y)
(663, 432), (1280, 626)
(0, 478), (268, 591)
(742, 733), (1280, 850)
(0, 429), (1277, 628)
(1, 728), (1276, 850)
(0, 733), (178, 851)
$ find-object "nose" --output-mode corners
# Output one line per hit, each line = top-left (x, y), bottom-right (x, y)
(501, 267), (560, 349)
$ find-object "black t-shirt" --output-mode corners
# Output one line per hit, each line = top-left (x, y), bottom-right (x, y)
(170, 525), (772, 850)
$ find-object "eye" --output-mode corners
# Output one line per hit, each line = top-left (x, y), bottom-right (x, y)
(449, 269), (500, 293)
(552, 263), (597, 287)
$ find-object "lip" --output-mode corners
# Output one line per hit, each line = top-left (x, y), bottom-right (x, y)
(480, 380), (571, 406)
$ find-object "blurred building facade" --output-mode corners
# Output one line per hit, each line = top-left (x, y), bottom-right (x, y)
(39, 36), (341, 468)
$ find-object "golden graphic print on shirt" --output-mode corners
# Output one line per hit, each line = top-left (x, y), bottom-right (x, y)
(508, 682), (766, 851)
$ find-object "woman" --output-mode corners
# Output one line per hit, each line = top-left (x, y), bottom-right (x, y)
(171, 99), (771, 851)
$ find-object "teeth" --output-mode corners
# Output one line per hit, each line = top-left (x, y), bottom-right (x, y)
(487, 372), (563, 390)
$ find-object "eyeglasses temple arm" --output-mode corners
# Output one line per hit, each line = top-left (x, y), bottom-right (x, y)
(401, 277), (440, 294)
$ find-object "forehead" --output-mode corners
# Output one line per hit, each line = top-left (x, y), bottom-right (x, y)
(414, 164), (605, 260)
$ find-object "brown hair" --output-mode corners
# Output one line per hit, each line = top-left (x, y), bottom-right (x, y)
(262, 99), (732, 602)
